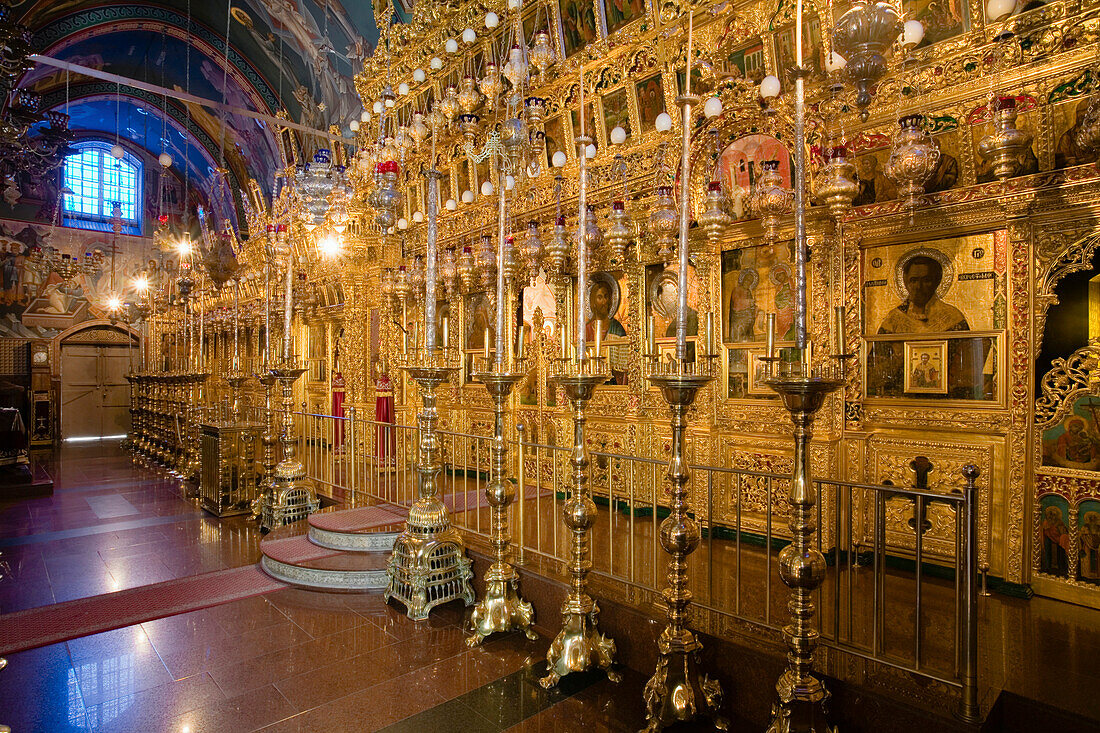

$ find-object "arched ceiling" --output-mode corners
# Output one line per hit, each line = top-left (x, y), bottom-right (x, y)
(10, 0), (381, 216)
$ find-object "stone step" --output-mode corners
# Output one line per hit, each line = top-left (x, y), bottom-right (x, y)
(306, 504), (408, 552)
(259, 524), (391, 591)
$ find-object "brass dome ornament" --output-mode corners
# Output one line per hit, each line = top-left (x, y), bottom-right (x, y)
(750, 160), (793, 243)
(832, 0), (902, 120)
(977, 97), (1032, 181)
(814, 145), (859, 220)
(885, 114), (940, 210)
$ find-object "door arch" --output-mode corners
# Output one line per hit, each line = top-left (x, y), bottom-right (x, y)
(57, 321), (139, 440)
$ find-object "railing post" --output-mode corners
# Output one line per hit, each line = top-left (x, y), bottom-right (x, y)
(516, 422), (526, 563)
(346, 406), (357, 507)
(958, 464), (981, 724)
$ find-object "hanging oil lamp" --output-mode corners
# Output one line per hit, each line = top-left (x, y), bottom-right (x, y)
(457, 245), (476, 292)
(813, 145), (859, 220)
(605, 201), (631, 263)
(408, 255), (425, 303)
(440, 247), (459, 296)
(749, 160), (792, 243)
(372, 160), (403, 230)
(479, 62), (502, 110)
(457, 76), (482, 114)
(698, 181), (732, 245)
(503, 44), (529, 89)
(409, 111), (429, 147)
(649, 185), (678, 261)
(545, 215), (569, 278)
(977, 97), (1032, 181)
(438, 85), (460, 123)
(522, 220), (543, 284)
(885, 113), (940, 209)
(393, 264), (411, 306)
(530, 31), (556, 81)
(477, 234), (496, 290)
(582, 205), (603, 266)
(502, 235), (520, 283)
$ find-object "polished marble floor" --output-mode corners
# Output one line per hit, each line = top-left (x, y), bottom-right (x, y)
(0, 443), (1098, 731)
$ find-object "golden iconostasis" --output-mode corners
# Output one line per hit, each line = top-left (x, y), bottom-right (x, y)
(274, 0), (1100, 609)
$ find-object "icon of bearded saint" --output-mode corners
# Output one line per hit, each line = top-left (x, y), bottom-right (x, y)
(878, 252), (969, 335)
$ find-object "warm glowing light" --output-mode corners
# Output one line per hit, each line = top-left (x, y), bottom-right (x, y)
(107, 295), (122, 311)
(176, 239), (192, 256)
(133, 276), (149, 293)
(318, 233), (343, 258)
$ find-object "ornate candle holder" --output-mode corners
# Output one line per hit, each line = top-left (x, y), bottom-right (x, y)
(642, 350), (726, 732)
(762, 349), (852, 733)
(254, 370), (279, 503)
(181, 372), (209, 481)
(467, 355), (537, 645)
(540, 354), (620, 689)
(259, 359), (320, 531)
(385, 346), (475, 620)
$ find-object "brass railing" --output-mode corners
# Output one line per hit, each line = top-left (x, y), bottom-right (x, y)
(291, 409), (979, 721)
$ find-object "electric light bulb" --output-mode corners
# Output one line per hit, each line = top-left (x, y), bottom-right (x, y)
(398, 82), (409, 96)
(111, 144), (124, 160)
(373, 101), (383, 114)
(552, 151), (567, 167)
(485, 12), (499, 28)
(900, 20), (925, 47)
(462, 190), (474, 203)
(585, 144), (596, 159)
(986, 0), (1015, 21)
(445, 38), (458, 54)
(508, 0), (519, 8)
(445, 198), (457, 210)
(413, 68), (426, 83)
(655, 112), (673, 132)
(133, 276), (149, 292)
(158, 152), (173, 168)
(505, 175), (515, 190)
(759, 74), (781, 99)
(430, 56), (443, 70)
(610, 126), (627, 144)
(462, 28), (477, 44)
(481, 181), (494, 196)
(384, 97), (395, 108)
(413, 211), (424, 223)
(397, 218), (408, 230)
(824, 51), (847, 73)
(107, 295), (122, 311)
(703, 96), (723, 119)
(360, 110), (371, 122)
(349, 120), (360, 132)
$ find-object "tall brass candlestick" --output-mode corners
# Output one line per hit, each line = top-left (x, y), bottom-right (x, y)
(468, 133), (536, 643)
(642, 10), (727, 731)
(763, 0), (850, 728)
(385, 154), (474, 621)
(541, 76), (618, 690)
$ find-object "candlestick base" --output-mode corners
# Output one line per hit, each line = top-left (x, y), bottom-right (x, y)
(259, 365), (320, 531)
(467, 369), (537, 646)
(540, 371), (619, 689)
(385, 363), (475, 621)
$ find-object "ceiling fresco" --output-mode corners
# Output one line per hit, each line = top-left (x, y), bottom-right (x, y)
(7, 0), (381, 206)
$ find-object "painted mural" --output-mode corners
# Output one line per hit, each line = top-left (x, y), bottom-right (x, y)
(0, 218), (165, 339)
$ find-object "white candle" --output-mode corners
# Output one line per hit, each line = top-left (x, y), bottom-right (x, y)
(766, 313), (776, 361)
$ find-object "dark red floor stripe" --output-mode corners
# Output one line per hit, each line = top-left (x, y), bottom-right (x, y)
(0, 564), (287, 655)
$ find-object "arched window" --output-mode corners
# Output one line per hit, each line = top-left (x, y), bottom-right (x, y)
(62, 141), (142, 232)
